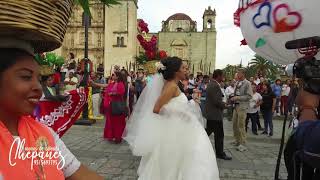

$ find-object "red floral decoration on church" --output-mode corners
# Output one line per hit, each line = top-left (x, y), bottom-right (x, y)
(137, 34), (157, 52)
(146, 51), (156, 59)
(159, 50), (167, 59)
(138, 19), (149, 33)
(136, 19), (168, 63)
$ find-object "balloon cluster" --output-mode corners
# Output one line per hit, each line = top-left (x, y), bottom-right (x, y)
(136, 19), (167, 62)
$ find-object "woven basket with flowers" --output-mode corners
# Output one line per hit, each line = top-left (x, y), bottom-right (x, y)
(136, 19), (168, 74)
(35, 53), (65, 76)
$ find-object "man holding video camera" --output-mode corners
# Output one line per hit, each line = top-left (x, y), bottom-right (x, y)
(282, 37), (320, 180)
(284, 90), (320, 180)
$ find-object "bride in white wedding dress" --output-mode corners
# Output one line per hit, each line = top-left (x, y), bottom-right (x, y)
(123, 57), (220, 180)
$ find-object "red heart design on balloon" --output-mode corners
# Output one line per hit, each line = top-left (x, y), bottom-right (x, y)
(273, 4), (302, 33)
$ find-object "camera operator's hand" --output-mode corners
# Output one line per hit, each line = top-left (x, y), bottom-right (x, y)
(296, 90), (320, 122)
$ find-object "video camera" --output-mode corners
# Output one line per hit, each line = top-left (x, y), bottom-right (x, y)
(273, 37), (320, 180)
(285, 36), (320, 95)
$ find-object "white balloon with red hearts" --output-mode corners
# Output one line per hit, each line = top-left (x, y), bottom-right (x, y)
(238, 0), (320, 65)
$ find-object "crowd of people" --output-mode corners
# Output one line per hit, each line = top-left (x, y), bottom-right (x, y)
(168, 68), (301, 152)
(0, 47), (316, 180)
(50, 55), (301, 145)
(2, 1), (319, 179)
(44, 53), (302, 149)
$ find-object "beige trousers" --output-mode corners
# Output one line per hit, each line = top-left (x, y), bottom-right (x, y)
(92, 93), (102, 118)
(232, 106), (247, 145)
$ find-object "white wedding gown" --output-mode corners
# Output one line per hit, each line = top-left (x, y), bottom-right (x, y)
(123, 74), (220, 180)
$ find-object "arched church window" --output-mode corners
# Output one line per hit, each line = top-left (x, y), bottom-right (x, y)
(98, 33), (102, 47)
(98, 10), (102, 20)
(207, 19), (212, 29)
(71, 36), (74, 47)
(88, 32), (92, 45)
(174, 48), (184, 59)
(176, 27), (184, 32)
(120, 37), (124, 46)
(80, 32), (85, 45)
(117, 37), (121, 46)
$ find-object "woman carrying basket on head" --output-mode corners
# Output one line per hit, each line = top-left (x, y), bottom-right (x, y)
(0, 0), (118, 179)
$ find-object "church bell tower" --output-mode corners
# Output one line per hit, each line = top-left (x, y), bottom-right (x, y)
(203, 6), (216, 32)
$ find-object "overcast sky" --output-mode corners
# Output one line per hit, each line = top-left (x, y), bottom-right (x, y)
(137, 0), (255, 68)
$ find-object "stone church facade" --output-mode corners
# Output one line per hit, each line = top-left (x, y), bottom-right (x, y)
(156, 7), (216, 74)
(55, 0), (216, 75)
(54, 0), (106, 67)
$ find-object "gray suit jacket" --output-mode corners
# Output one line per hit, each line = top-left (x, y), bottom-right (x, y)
(234, 79), (253, 110)
(203, 80), (225, 121)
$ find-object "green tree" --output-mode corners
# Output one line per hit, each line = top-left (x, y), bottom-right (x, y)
(222, 64), (238, 81)
(76, 0), (121, 17)
(249, 54), (279, 80)
(244, 65), (257, 79)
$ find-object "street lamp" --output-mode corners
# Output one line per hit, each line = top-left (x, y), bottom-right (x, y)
(75, 12), (94, 125)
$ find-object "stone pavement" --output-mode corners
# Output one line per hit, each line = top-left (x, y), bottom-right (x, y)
(62, 117), (291, 180)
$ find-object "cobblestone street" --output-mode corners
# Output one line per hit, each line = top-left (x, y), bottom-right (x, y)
(62, 118), (289, 180)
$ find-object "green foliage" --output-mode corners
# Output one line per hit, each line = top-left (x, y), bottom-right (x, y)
(222, 64), (240, 82)
(245, 65), (257, 79)
(46, 53), (56, 64)
(222, 55), (281, 81)
(56, 56), (65, 67)
(135, 53), (148, 65)
(249, 54), (280, 80)
(34, 54), (46, 65)
(34, 53), (65, 67)
(75, 0), (121, 17)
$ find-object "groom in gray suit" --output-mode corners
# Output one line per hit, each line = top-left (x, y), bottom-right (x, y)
(204, 69), (232, 160)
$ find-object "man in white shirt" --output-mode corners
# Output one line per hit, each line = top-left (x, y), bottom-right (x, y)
(246, 83), (262, 135)
(188, 74), (196, 94)
(64, 71), (78, 93)
(65, 69), (75, 80)
(225, 80), (235, 121)
(60, 64), (68, 82)
(225, 80), (236, 99)
(220, 82), (227, 103)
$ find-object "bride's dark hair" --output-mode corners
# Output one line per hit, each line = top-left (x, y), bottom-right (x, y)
(158, 57), (183, 80)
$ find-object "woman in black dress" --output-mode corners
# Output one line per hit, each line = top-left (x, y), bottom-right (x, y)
(260, 83), (276, 137)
